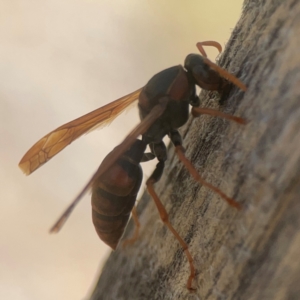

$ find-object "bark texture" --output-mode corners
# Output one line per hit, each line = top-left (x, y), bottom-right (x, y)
(90, 1), (300, 299)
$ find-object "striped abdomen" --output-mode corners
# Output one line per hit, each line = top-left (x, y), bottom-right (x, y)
(91, 143), (145, 249)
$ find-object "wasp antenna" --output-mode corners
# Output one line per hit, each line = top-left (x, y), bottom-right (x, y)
(197, 40), (223, 54)
(203, 57), (247, 91)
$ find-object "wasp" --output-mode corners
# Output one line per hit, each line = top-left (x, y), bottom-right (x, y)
(19, 41), (247, 290)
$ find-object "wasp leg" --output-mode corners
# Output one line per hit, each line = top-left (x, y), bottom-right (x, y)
(146, 142), (196, 291)
(141, 152), (155, 162)
(191, 107), (247, 124)
(174, 142), (242, 210)
(188, 84), (200, 107)
(122, 206), (141, 248)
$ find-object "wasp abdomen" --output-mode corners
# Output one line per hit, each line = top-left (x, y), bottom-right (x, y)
(91, 155), (143, 249)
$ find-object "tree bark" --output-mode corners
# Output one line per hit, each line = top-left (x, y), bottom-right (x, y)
(90, 1), (300, 299)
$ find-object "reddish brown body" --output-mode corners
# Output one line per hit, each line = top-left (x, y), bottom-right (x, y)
(91, 140), (145, 249)
(19, 41), (247, 290)
(91, 54), (242, 250)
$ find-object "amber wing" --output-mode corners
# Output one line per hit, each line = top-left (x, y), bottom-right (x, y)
(19, 88), (142, 175)
(49, 101), (168, 233)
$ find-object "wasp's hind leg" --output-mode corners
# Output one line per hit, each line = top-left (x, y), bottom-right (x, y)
(122, 151), (155, 248)
(122, 206), (141, 248)
(146, 140), (196, 291)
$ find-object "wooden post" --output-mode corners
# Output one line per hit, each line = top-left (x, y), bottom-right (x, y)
(90, 1), (300, 299)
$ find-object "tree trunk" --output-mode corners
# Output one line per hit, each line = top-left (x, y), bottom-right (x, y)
(90, 1), (300, 299)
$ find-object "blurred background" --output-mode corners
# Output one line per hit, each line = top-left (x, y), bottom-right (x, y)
(0, 1), (243, 299)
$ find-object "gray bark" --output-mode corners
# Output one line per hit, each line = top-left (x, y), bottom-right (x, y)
(90, 1), (300, 299)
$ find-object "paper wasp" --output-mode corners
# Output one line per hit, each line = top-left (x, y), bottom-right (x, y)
(19, 41), (247, 290)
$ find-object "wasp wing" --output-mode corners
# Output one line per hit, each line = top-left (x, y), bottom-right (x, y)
(19, 88), (142, 175)
(50, 101), (168, 233)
